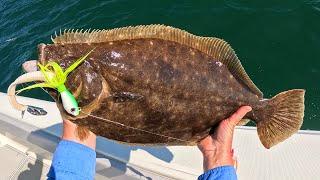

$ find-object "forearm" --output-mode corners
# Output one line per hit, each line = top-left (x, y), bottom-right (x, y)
(47, 120), (97, 180)
(200, 145), (234, 171)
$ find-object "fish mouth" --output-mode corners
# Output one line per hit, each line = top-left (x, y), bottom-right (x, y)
(21, 43), (47, 72)
(22, 43), (46, 72)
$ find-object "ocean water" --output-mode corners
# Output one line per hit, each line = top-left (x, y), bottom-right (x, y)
(0, 1), (319, 130)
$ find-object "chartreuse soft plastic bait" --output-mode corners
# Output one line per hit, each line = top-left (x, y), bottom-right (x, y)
(17, 50), (93, 116)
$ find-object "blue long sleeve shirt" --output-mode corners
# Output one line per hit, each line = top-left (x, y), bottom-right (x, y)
(47, 140), (237, 180)
(198, 166), (237, 180)
(47, 140), (96, 180)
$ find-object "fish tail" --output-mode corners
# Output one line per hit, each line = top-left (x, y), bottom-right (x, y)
(256, 89), (305, 149)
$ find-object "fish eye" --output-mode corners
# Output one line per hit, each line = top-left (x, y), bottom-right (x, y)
(71, 108), (76, 112)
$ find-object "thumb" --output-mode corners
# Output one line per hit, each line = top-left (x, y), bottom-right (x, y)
(227, 106), (252, 127)
(218, 106), (252, 150)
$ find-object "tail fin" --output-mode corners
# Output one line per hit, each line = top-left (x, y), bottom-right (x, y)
(256, 89), (305, 149)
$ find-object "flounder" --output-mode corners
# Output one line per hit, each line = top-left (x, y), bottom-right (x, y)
(11, 25), (305, 148)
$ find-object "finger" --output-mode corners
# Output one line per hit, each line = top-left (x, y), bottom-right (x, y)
(227, 106), (252, 126)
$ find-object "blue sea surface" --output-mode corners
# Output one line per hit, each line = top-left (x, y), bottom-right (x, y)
(0, 0), (319, 129)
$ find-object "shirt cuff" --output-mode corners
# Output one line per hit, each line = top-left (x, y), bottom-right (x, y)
(47, 140), (96, 180)
(198, 165), (237, 180)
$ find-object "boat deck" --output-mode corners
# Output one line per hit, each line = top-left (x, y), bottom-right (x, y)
(0, 92), (319, 180)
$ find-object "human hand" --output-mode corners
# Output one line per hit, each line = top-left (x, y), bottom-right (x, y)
(62, 119), (97, 150)
(197, 106), (252, 171)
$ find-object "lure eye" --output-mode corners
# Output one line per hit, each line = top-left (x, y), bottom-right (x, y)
(71, 108), (76, 112)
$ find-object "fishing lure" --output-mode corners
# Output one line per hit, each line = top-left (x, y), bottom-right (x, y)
(15, 50), (93, 116)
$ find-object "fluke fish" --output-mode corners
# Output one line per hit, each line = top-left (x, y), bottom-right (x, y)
(8, 25), (305, 149)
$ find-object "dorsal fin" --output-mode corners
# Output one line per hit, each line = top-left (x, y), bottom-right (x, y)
(52, 25), (263, 97)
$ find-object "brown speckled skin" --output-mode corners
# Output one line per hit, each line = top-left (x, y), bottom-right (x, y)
(39, 38), (266, 145)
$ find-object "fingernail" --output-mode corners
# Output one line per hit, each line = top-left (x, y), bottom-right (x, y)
(245, 106), (252, 111)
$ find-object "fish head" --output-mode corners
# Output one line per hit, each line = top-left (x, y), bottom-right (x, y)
(37, 43), (110, 119)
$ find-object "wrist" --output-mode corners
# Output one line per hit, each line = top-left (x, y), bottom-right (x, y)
(62, 120), (96, 150)
(202, 149), (234, 171)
